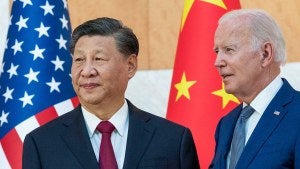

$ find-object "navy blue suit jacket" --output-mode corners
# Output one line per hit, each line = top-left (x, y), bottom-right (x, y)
(209, 79), (300, 169)
(22, 100), (199, 169)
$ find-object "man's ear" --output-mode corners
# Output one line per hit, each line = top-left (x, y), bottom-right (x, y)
(127, 54), (137, 79)
(261, 42), (273, 67)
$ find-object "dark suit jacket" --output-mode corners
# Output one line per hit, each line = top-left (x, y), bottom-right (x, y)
(22, 100), (200, 169)
(209, 79), (300, 169)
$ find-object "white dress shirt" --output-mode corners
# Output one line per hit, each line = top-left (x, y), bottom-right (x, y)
(82, 100), (129, 169)
(227, 75), (283, 168)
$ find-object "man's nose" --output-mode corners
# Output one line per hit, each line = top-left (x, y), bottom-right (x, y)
(81, 61), (97, 77)
(214, 52), (226, 68)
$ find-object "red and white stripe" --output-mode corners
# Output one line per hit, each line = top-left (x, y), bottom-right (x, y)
(0, 97), (79, 169)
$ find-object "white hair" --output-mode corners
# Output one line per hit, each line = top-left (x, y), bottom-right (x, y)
(218, 9), (286, 65)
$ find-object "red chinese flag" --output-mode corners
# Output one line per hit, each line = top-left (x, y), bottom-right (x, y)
(167, 0), (241, 168)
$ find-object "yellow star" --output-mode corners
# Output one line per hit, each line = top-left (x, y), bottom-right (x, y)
(175, 72), (196, 101)
(200, 0), (227, 9)
(212, 83), (240, 108)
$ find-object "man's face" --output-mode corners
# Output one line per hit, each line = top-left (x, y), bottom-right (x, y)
(71, 35), (136, 107)
(213, 22), (263, 98)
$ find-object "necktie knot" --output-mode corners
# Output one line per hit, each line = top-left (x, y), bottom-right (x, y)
(97, 121), (115, 134)
(240, 105), (255, 122)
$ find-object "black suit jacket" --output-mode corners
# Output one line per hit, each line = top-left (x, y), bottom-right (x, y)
(22, 100), (200, 169)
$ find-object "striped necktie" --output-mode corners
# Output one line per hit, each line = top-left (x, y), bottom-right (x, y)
(229, 105), (255, 169)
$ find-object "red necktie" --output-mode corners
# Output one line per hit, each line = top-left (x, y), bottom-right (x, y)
(97, 121), (118, 169)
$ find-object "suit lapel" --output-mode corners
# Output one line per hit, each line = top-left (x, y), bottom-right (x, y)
(61, 106), (99, 169)
(223, 106), (243, 152)
(123, 101), (155, 169)
(237, 79), (294, 168)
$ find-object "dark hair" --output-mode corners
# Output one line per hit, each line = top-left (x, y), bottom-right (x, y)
(70, 17), (139, 57)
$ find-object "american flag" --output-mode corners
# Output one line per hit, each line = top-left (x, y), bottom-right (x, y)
(0, 0), (79, 168)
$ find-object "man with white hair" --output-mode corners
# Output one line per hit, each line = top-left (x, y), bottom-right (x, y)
(210, 9), (300, 169)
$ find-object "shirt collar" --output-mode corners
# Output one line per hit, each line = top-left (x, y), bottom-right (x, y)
(82, 100), (129, 138)
(248, 75), (283, 115)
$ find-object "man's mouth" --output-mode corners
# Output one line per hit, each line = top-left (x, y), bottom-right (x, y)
(221, 73), (233, 80)
(81, 83), (99, 89)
